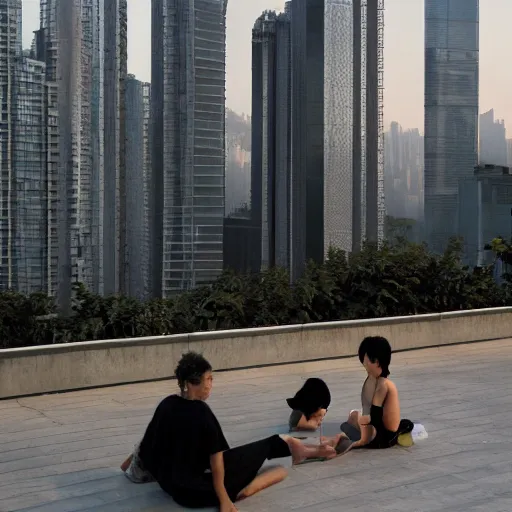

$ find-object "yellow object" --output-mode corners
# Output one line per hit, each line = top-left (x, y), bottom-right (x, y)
(397, 432), (414, 447)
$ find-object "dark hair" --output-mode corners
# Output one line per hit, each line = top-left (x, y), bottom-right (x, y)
(358, 336), (392, 378)
(286, 378), (331, 419)
(175, 352), (212, 391)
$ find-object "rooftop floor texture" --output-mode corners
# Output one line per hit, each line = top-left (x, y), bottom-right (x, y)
(1, 339), (511, 511)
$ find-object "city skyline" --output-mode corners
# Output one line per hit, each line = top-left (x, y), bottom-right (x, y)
(21, 0), (512, 133)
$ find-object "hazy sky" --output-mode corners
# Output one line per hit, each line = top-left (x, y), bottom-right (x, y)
(22, 0), (512, 134)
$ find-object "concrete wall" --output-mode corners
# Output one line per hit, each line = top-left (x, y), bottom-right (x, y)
(1, 307), (512, 399)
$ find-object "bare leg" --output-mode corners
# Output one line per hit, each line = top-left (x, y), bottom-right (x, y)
(280, 435), (336, 464)
(353, 416), (376, 448)
(236, 467), (288, 501)
(120, 453), (133, 472)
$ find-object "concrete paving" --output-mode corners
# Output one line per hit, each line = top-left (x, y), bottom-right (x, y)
(1, 339), (512, 512)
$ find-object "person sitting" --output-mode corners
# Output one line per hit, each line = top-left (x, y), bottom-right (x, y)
(286, 377), (331, 432)
(340, 336), (413, 449)
(120, 352), (336, 511)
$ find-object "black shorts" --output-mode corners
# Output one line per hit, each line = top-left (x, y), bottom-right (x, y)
(340, 419), (413, 450)
(366, 428), (399, 449)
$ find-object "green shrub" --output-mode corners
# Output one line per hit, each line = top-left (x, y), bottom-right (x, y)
(0, 239), (510, 348)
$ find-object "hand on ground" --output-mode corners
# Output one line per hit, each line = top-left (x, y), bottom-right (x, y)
(220, 500), (238, 512)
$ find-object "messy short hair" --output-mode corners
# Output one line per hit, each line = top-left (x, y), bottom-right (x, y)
(175, 352), (212, 391)
(358, 336), (392, 378)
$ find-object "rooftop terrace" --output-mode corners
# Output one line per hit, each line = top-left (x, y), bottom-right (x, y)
(1, 339), (511, 512)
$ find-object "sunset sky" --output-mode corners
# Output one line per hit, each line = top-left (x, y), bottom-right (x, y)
(22, 0), (512, 134)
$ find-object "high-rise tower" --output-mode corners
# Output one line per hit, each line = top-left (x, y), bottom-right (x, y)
(424, 0), (479, 253)
(125, 75), (151, 299)
(151, 0), (227, 297)
(251, 9), (292, 270)
(0, 0), (22, 291)
(287, 0), (384, 280)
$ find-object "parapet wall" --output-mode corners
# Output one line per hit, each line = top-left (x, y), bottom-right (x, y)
(1, 307), (511, 399)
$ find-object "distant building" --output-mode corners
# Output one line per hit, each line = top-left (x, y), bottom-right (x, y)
(0, 1), (52, 294)
(479, 109), (507, 166)
(384, 123), (424, 221)
(104, 0), (128, 296)
(424, 0), (479, 254)
(11, 58), (48, 294)
(250, 0), (385, 280)
(35, 0), (127, 309)
(0, 0), (23, 292)
(223, 213), (260, 275)
(124, 76), (151, 300)
(151, 0), (228, 297)
(459, 165), (512, 267)
(225, 110), (251, 216)
(251, 9), (292, 270)
(507, 139), (512, 168)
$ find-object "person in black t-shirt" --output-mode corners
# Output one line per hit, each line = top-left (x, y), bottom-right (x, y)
(120, 352), (336, 511)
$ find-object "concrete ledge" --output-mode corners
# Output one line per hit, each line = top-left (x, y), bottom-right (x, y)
(1, 307), (512, 399)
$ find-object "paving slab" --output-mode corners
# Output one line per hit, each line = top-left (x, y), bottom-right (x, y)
(1, 339), (512, 511)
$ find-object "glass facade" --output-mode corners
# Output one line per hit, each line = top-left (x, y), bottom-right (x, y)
(152, 0), (226, 296)
(12, 58), (47, 294)
(289, 0), (384, 281)
(251, 10), (291, 270)
(324, 0), (353, 254)
(424, 0), (479, 253)
(125, 76), (151, 300)
(290, 0), (325, 281)
(0, 0), (22, 291)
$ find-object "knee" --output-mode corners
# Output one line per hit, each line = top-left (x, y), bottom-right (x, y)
(348, 410), (359, 424)
(357, 414), (371, 427)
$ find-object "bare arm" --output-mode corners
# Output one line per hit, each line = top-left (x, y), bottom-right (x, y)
(296, 409), (326, 431)
(354, 380), (389, 447)
(210, 452), (237, 511)
(371, 379), (389, 407)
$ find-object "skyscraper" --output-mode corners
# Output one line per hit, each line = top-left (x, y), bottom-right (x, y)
(0, 0), (23, 291)
(1, 0), (51, 294)
(507, 138), (512, 168)
(125, 75), (151, 299)
(11, 58), (48, 294)
(251, 8), (292, 270)
(479, 109), (507, 167)
(151, 0), (228, 297)
(104, 0), (127, 296)
(36, 0), (127, 307)
(55, 0), (83, 311)
(424, 0), (479, 253)
(288, 0), (384, 280)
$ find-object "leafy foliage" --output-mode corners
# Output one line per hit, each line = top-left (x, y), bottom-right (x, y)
(1, 240), (511, 348)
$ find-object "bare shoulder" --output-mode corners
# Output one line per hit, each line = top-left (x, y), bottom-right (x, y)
(384, 378), (398, 396)
(377, 378), (398, 394)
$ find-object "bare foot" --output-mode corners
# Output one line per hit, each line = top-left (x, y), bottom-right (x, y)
(236, 467), (288, 501)
(120, 454), (133, 472)
(281, 435), (336, 464)
(320, 433), (347, 448)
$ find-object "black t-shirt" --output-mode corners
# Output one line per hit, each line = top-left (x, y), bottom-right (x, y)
(138, 394), (229, 494)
